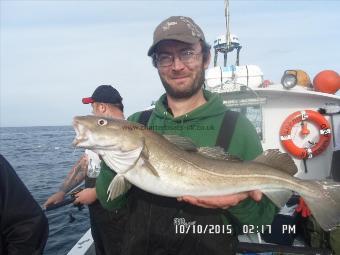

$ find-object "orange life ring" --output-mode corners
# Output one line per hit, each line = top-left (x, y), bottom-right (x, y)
(279, 110), (332, 159)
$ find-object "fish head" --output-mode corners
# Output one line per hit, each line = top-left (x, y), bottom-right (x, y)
(72, 115), (144, 154)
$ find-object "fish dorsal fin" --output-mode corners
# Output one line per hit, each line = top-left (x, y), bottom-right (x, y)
(197, 147), (242, 162)
(253, 149), (298, 176)
(163, 135), (197, 151)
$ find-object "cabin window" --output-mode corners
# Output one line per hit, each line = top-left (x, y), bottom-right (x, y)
(230, 105), (264, 141)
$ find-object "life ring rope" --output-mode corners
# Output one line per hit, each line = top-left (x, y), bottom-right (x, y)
(279, 110), (331, 159)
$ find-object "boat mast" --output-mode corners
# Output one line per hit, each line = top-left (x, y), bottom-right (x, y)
(213, 0), (242, 67)
(224, 0), (230, 67)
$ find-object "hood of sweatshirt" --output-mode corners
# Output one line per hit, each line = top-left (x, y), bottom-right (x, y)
(153, 90), (227, 123)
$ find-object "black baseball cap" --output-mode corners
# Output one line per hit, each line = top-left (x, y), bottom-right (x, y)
(147, 16), (206, 56)
(82, 85), (123, 105)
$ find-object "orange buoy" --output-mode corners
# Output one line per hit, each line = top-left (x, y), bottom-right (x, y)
(313, 70), (340, 94)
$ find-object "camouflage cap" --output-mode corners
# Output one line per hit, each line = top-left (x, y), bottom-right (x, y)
(147, 16), (205, 56)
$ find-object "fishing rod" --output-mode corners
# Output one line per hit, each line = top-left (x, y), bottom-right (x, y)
(43, 183), (85, 212)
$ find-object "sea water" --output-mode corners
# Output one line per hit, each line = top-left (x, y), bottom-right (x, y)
(0, 126), (90, 255)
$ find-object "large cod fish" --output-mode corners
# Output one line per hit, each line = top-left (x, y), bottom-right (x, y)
(72, 115), (340, 231)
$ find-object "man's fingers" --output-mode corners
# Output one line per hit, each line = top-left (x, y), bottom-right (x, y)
(249, 190), (262, 201)
(73, 195), (81, 204)
(181, 196), (214, 208)
(180, 194), (250, 209)
(180, 196), (197, 204)
(179, 191), (263, 209)
(180, 196), (210, 208)
(43, 200), (50, 207)
(44, 198), (57, 208)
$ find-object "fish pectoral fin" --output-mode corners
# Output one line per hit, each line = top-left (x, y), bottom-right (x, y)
(263, 189), (293, 208)
(164, 135), (197, 151)
(197, 147), (242, 161)
(142, 158), (160, 177)
(141, 144), (150, 159)
(140, 145), (159, 177)
(106, 174), (131, 201)
(253, 149), (298, 176)
(103, 145), (144, 173)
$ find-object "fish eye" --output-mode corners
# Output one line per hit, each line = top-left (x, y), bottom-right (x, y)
(97, 119), (108, 126)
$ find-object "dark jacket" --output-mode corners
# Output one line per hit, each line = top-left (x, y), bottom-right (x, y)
(0, 155), (49, 255)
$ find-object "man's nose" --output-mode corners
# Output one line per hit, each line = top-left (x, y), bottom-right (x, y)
(172, 56), (185, 70)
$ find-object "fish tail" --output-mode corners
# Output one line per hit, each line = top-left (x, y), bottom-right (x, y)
(300, 180), (340, 231)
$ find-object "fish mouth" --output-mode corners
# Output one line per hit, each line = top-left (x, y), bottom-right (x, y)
(72, 136), (88, 147)
(72, 118), (90, 147)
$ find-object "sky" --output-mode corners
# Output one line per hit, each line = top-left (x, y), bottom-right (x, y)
(1, 0), (339, 127)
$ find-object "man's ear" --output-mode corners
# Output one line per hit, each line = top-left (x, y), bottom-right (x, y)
(203, 52), (211, 70)
(99, 103), (106, 113)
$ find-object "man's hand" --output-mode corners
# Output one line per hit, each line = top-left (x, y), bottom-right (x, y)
(178, 190), (262, 209)
(43, 191), (66, 208)
(74, 188), (97, 205)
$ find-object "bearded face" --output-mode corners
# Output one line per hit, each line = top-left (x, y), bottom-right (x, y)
(155, 40), (209, 99)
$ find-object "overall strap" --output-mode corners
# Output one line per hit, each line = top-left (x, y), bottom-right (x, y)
(137, 109), (153, 126)
(215, 111), (240, 151)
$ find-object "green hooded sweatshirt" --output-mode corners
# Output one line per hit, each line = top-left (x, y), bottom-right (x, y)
(96, 90), (277, 229)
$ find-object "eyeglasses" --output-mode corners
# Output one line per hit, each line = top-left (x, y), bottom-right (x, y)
(155, 50), (202, 67)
